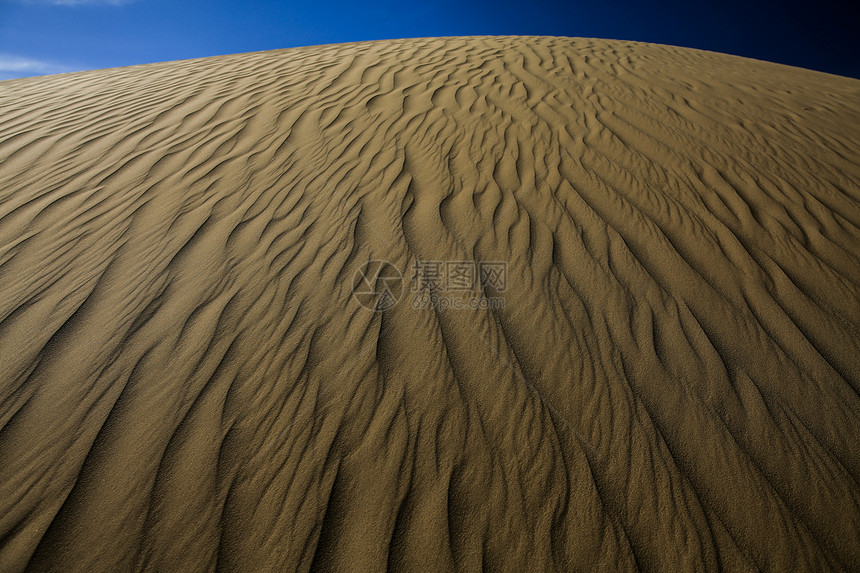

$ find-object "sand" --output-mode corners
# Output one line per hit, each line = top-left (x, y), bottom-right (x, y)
(0, 36), (858, 571)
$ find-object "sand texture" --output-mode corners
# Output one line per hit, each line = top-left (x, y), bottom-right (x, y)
(0, 36), (858, 571)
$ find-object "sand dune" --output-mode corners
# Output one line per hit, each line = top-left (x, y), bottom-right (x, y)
(0, 36), (858, 571)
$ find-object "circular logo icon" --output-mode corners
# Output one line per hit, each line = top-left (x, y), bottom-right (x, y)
(352, 260), (403, 311)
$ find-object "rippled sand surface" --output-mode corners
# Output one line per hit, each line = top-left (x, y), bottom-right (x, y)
(0, 36), (858, 571)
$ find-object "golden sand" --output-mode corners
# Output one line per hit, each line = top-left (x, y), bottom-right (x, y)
(0, 36), (858, 571)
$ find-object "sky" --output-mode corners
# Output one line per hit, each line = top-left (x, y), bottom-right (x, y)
(0, 0), (857, 81)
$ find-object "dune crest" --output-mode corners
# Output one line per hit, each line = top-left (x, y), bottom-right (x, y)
(0, 36), (858, 571)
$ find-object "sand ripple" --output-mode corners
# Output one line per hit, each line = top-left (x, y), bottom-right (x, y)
(0, 36), (858, 571)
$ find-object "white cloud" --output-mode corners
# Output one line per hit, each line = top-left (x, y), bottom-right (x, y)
(0, 54), (73, 80)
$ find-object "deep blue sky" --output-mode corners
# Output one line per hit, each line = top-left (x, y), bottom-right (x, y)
(0, 0), (857, 81)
